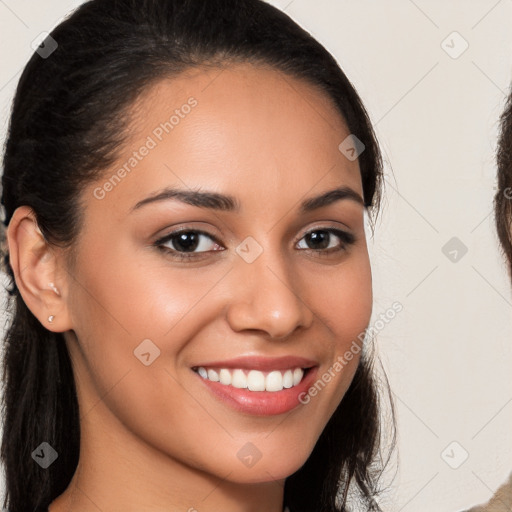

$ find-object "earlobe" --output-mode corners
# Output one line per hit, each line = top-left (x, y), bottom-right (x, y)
(6, 206), (72, 332)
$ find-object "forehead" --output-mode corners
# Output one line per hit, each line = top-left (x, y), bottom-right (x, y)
(83, 62), (363, 218)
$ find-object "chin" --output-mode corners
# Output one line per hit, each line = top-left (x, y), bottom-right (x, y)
(216, 446), (316, 485)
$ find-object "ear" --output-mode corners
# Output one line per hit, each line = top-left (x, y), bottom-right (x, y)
(6, 205), (73, 332)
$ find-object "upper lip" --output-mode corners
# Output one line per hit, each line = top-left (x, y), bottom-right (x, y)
(191, 355), (318, 371)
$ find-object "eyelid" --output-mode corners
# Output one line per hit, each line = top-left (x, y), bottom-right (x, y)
(154, 222), (222, 240)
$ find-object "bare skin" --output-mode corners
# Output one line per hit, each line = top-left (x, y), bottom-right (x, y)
(8, 63), (373, 512)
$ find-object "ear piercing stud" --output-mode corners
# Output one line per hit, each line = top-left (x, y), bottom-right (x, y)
(48, 315), (55, 323)
(48, 282), (60, 296)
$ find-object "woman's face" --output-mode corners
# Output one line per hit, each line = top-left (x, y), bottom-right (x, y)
(61, 63), (372, 484)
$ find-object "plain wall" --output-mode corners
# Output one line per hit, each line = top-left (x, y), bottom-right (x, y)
(1, 1), (511, 511)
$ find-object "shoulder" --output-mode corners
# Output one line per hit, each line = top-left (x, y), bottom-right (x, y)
(463, 472), (512, 512)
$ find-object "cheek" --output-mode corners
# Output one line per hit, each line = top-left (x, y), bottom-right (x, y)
(69, 241), (223, 343)
(306, 250), (373, 348)
(332, 256), (372, 390)
(298, 252), (372, 412)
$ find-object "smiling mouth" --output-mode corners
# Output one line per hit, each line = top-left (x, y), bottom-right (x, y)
(192, 366), (311, 392)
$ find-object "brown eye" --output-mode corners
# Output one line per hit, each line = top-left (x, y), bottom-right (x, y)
(155, 229), (224, 260)
(296, 228), (355, 253)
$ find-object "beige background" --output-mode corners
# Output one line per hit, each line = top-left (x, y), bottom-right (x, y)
(1, 1), (511, 510)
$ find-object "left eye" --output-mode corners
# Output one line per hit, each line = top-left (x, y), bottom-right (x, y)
(296, 228), (353, 252)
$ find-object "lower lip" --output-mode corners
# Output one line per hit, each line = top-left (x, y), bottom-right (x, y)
(195, 367), (318, 416)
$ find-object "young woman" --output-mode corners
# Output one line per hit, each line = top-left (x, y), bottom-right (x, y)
(0, 1), (393, 511)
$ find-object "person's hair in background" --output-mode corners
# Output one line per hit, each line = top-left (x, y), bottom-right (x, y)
(495, 89), (512, 277)
(468, 85), (512, 512)
(0, 0), (394, 511)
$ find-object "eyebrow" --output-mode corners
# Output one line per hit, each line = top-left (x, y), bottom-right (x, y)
(131, 185), (364, 213)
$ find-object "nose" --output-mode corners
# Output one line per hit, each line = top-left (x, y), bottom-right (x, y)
(225, 247), (314, 340)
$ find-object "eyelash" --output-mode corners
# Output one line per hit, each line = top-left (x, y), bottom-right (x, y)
(154, 227), (356, 261)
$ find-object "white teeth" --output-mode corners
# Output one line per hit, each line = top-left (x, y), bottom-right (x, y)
(283, 369), (293, 388)
(231, 369), (248, 389)
(266, 370), (283, 392)
(207, 368), (219, 382)
(219, 368), (232, 385)
(293, 368), (303, 386)
(247, 370), (266, 391)
(195, 366), (307, 392)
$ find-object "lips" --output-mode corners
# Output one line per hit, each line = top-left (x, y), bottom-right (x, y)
(191, 355), (318, 416)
